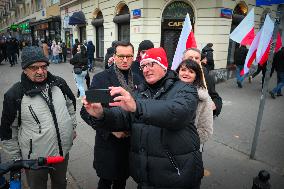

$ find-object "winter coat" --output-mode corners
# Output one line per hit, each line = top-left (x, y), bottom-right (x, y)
(234, 46), (248, 67)
(202, 66), (222, 117)
(272, 48), (284, 72)
(131, 60), (144, 79)
(42, 43), (49, 58)
(70, 52), (88, 71)
(87, 41), (95, 59)
(80, 66), (142, 180)
(104, 47), (115, 69)
(202, 46), (214, 70)
(195, 88), (213, 144)
(51, 44), (60, 56)
(0, 72), (76, 160)
(84, 71), (203, 188)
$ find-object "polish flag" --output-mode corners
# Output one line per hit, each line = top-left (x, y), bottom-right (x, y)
(240, 28), (262, 76)
(256, 15), (274, 65)
(230, 8), (255, 45)
(171, 13), (197, 70)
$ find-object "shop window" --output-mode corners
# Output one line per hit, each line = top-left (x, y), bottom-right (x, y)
(113, 4), (130, 42)
(92, 11), (104, 58)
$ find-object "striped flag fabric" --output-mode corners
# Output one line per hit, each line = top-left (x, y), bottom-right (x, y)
(230, 8), (255, 45)
(256, 15), (274, 65)
(171, 13), (197, 70)
(240, 28), (262, 76)
(256, 15), (282, 65)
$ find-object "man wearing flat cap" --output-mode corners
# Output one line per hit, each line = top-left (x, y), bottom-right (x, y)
(0, 46), (77, 189)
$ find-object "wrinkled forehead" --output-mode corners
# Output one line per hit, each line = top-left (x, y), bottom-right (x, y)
(184, 50), (201, 59)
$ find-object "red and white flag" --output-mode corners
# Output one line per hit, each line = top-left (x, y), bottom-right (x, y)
(256, 15), (282, 65)
(171, 13), (197, 70)
(240, 28), (262, 76)
(256, 15), (274, 65)
(230, 8), (255, 45)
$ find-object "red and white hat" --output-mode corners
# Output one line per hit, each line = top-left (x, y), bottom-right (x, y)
(140, 47), (168, 70)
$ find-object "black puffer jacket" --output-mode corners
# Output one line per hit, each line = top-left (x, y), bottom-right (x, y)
(234, 46), (248, 66)
(91, 71), (203, 188)
(70, 52), (88, 71)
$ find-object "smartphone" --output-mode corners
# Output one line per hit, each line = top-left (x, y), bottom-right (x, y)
(85, 89), (114, 103)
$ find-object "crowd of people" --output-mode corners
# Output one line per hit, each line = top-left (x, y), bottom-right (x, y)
(0, 35), (282, 189)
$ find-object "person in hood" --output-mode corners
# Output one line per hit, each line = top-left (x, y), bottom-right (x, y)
(202, 43), (215, 71)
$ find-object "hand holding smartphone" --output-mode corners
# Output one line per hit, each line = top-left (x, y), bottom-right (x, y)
(85, 89), (114, 103)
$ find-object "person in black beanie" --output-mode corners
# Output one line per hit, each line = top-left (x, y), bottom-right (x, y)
(0, 46), (77, 189)
(131, 40), (154, 78)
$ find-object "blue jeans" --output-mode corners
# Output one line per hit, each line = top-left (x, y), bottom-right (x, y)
(52, 55), (59, 63)
(74, 70), (87, 97)
(88, 58), (93, 70)
(236, 65), (248, 83)
(271, 71), (284, 94)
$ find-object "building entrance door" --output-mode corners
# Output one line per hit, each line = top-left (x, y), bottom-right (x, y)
(161, 1), (195, 67)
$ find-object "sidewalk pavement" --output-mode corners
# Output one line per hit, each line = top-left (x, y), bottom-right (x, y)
(0, 61), (283, 189)
(66, 65), (284, 189)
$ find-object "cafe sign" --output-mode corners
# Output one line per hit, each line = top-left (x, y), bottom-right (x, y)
(162, 19), (184, 29)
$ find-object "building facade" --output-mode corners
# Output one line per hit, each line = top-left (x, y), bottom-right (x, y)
(1, 0), (283, 72)
(59, 0), (282, 71)
(0, 0), (61, 43)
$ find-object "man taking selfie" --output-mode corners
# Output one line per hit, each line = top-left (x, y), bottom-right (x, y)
(80, 41), (142, 189)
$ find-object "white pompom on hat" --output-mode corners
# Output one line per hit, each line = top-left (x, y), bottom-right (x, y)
(140, 47), (168, 70)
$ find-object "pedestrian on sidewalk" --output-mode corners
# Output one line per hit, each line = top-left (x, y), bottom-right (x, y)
(234, 44), (248, 88)
(0, 46), (77, 189)
(82, 47), (203, 189)
(61, 42), (67, 63)
(87, 41), (95, 72)
(176, 59), (213, 146)
(183, 48), (223, 117)
(269, 47), (284, 99)
(70, 44), (88, 100)
(81, 41), (142, 189)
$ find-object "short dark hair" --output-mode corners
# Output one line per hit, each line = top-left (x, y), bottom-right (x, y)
(114, 41), (134, 54)
(207, 43), (213, 47)
(176, 59), (205, 89)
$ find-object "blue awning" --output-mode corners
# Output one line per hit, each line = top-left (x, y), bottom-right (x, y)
(256, 0), (284, 6)
(69, 11), (86, 25)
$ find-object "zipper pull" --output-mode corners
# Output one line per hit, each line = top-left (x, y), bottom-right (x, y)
(176, 167), (181, 176)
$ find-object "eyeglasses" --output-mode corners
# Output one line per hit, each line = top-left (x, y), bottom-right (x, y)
(140, 62), (156, 70)
(115, 54), (134, 60)
(28, 65), (48, 71)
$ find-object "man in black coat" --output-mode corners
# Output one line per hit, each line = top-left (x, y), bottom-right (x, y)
(270, 47), (284, 98)
(183, 48), (222, 117)
(81, 41), (142, 189)
(81, 47), (203, 189)
(234, 44), (248, 88)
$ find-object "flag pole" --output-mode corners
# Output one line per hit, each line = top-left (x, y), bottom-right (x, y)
(249, 9), (281, 159)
